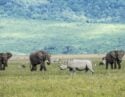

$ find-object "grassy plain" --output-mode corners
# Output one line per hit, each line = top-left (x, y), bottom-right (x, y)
(0, 55), (125, 97)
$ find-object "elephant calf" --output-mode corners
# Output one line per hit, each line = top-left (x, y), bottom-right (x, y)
(60, 59), (94, 74)
(0, 52), (12, 70)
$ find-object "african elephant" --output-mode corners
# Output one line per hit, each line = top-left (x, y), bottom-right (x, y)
(29, 50), (51, 71)
(100, 50), (125, 69)
(0, 52), (12, 70)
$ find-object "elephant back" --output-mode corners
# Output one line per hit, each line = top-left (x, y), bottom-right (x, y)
(107, 50), (125, 60)
(29, 50), (50, 64)
(108, 51), (117, 59)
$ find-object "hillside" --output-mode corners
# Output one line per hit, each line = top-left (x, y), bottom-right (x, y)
(0, 18), (125, 54)
(0, 0), (125, 22)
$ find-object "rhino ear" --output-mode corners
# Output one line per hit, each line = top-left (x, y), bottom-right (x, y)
(6, 52), (12, 59)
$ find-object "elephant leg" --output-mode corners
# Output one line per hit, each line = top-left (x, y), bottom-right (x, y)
(40, 61), (47, 71)
(106, 62), (108, 69)
(40, 65), (43, 71)
(110, 63), (113, 69)
(0, 61), (3, 70)
(114, 61), (117, 69)
(0, 64), (2, 70)
(31, 67), (34, 71)
(40, 61), (43, 71)
(4, 61), (8, 67)
(40, 65), (46, 71)
(40, 64), (47, 71)
(31, 65), (37, 71)
(2, 65), (5, 70)
(117, 61), (121, 69)
(118, 63), (121, 69)
(40, 64), (44, 71)
(34, 66), (37, 71)
(0, 64), (5, 70)
(5, 63), (8, 67)
(43, 65), (47, 71)
(0, 67), (2, 70)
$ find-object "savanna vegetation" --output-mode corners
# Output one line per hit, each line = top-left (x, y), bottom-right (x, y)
(0, 0), (125, 97)
(0, 56), (125, 97)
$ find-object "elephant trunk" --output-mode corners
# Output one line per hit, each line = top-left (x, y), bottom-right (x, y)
(47, 59), (51, 65)
(44, 53), (51, 65)
(3, 59), (8, 67)
(47, 56), (51, 65)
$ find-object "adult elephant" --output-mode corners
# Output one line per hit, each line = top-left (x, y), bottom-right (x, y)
(0, 52), (12, 70)
(29, 50), (51, 71)
(100, 50), (125, 69)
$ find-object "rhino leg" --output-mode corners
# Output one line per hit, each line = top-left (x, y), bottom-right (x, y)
(85, 65), (89, 72)
(69, 68), (76, 76)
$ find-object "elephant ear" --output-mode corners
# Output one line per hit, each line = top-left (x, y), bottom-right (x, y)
(6, 52), (12, 59)
(47, 53), (51, 60)
(117, 50), (125, 60)
(0, 53), (3, 56)
(37, 52), (44, 60)
(109, 51), (117, 59)
(48, 54), (51, 58)
(0, 53), (3, 60)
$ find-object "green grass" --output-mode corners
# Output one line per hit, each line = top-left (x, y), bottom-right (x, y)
(0, 58), (125, 97)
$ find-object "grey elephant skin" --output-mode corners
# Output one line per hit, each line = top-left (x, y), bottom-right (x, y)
(101, 50), (125, 69)
(0, 52), (12, 70)
(29, 50), (51, 71)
